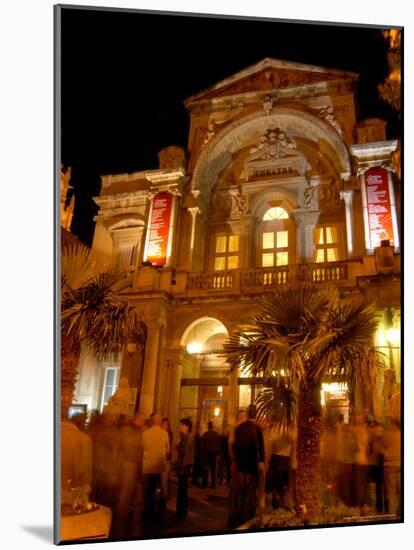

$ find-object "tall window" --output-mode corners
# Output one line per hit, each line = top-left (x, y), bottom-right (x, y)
(100, 365), (120, 412)
(214, 234), (239, 270)
(314, 226), (339, 263)
(260, 207), (290, 267)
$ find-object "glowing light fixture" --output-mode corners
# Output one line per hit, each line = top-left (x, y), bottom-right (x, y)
(386, 327), (400, 347)
(217, 386), (223, 396)
(214, 407), (220, 417)
(187, 342), (203, 354)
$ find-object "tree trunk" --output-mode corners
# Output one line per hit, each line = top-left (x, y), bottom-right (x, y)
(295, 380), (322, 517)
(61, 347), (80, 419)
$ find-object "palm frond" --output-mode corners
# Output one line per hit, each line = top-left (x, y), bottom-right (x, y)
(255, 381), (297, 429)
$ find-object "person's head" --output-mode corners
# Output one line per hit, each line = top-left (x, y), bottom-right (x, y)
(161, 417), (170, 431)
(132, 412), (146, 430)
(237, 409), (248, 424)
(247, 404), (256, 421)
(208, 421), (213, 431)
(179, 418), (192, 435)
(150, 413), (162, 427)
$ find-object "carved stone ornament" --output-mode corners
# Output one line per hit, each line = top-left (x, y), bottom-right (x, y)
(247, 127), (297, 161)
(210, 184), (249, 222)
(301, 178), (341, 213)
(319, 106), (343, 136)
(157, 145), (187, 170)
(262, 94), (274, 115)
(202, 121), (217, 147)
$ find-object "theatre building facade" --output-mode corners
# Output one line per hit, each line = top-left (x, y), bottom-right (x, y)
(74, 58), (401, 431)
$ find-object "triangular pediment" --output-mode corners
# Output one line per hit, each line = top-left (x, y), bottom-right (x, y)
(185, 58), (358, 104)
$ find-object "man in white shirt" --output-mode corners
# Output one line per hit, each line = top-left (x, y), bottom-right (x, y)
(141, 413), (170, 520)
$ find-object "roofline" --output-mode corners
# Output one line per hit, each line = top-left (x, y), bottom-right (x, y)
(184, 57), (359, 105)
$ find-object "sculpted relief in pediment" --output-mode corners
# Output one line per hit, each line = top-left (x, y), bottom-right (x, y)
(242, 127), (310, 180)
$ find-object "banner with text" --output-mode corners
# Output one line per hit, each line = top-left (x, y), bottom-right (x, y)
(146, 192), (173, 265)
(364, 168), (394, 248)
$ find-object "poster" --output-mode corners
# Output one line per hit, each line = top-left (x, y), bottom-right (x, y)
(364, 168), (394, 248)
(146, 192), (173, 265)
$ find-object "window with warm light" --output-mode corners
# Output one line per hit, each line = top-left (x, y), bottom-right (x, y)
(314, 226), (340, 263)
(260, 207), (290, 267)
(214, 234), (239, 270)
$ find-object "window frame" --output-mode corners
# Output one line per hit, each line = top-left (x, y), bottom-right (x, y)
(313, 223), (345, 263)
(257, 206), (294, 268)
(213, 233), (240, 271)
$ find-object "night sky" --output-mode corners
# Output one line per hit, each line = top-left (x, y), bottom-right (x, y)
(60, 7), (400, 245)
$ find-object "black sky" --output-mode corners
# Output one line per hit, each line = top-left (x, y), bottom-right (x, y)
(60, 7), (400, 245)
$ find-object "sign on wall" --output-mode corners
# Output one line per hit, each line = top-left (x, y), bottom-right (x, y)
(146, 192), (173, 265)
(363, 168), (395, 249)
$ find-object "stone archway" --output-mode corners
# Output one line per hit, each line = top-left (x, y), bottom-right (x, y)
(191, 107), (351, 209)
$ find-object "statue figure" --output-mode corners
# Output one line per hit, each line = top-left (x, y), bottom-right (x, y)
(262, 94), (273, 115)
(106, 377), (133, 418)
(319, 106), (343, 136)
(202, 121), (217, 146)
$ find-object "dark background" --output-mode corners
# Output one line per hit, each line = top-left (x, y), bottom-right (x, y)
(60, 7), (400, 245)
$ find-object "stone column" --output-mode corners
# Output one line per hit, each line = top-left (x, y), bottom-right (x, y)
(292, 209), (320, 263)
(188, 206), (200, 271)
(226, 367), (239, 429)
(140, 318), (162, 417)
(134, 225), (146, 265)
(166, 349), (184, 435)
(340, 190), (354, 257)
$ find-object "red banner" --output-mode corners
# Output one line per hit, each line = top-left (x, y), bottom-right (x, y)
(146, 193), (173, 266)
(364, 168), (394, 248)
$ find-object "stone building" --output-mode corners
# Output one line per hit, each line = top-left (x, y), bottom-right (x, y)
(74, 58), (401, 431)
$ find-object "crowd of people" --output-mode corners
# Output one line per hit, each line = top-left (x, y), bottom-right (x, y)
(61, 405), (401, 539)
(320, 413), (401, 515)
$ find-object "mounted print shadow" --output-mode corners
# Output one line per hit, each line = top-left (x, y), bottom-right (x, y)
(55, 4), (403, 544)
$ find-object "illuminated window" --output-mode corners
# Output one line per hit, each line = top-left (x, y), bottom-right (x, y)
(214, 234), (239, 270)
(259, 206), (292, 267)
(314, 226), (339, 263)
(100, 365), (120, 412)
(261, 230), (289, 267)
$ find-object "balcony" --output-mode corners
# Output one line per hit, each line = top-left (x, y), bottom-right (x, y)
(186, 262), (349, 292)
(131, 254), (400, 299)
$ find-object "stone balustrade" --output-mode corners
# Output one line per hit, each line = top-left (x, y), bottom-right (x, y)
(130, 255), (399, 297)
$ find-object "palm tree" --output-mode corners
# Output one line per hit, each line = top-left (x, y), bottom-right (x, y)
(60, 244), (145, 417)
(225, 286), (382, 517)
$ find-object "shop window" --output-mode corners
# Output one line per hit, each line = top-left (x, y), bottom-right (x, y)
(214, 234), (239, 271)
(314, 226), (340, 263)
(100, 365), (120, 412)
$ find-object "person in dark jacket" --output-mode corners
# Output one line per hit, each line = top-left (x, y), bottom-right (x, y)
(201, 421), (221, 488)
(232, 408), (265, 524)
(175, 418), (194, 519)
(191, 423), (204, 486)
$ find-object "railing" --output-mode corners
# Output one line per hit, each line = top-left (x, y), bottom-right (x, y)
(241, 267), (289, 287)
(299, 262), (348, 283)
(186, 261), (348, 292)
(186, 271), (235, 290)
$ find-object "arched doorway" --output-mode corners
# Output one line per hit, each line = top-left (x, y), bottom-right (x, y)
(179, 317), (234, 431)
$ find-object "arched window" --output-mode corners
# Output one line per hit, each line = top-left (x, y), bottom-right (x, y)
(259, 206), (293, 267)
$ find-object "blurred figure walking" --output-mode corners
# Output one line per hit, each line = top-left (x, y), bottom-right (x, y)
(112, 412), (146, 537)
(142, 413), (170, 521)
(201, 421), (221, 488)
(381, 418), (401, 515)
(175, 418), (194, 520)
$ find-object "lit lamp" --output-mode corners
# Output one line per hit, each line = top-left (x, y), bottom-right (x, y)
(217, 385), (223, 396)
(214, 407), (220, 417)
(187, 342), (203, 354)
(386, 327), (400, 347)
